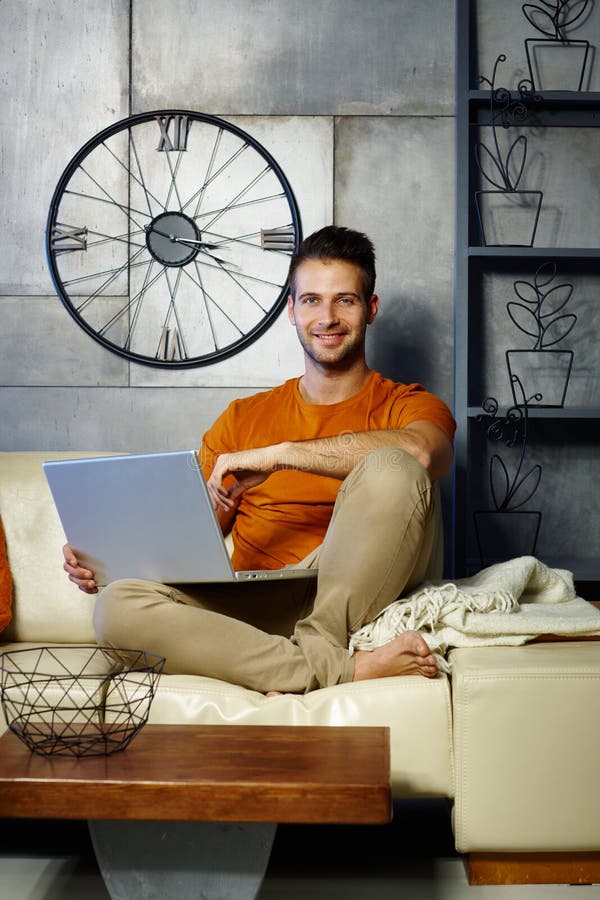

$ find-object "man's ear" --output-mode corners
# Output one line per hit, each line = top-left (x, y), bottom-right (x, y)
(367, 294), (379, 325)
(287, 294), (296, 325)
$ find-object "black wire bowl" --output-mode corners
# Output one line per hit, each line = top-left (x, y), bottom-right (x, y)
(0, 645), (165, 757)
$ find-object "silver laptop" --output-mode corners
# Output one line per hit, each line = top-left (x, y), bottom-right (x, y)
(43, 451), (317, 586)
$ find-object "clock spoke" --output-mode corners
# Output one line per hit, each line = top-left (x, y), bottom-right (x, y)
(196, 191), (287, 229)
(99, 262), (166, 342)
(189, 126), (223, 221)
(101, 134), (164, 219)
(200, 166), (270, 233)
(209, 259), (269, 314)
(77, 164), (149, 234)
(85, 226), (147, 250)
(181, 141), (249, 217)
(64, 189), (152, 225)
(191, 260), (219, 352)
(158, 268), (189, 360)
(194, 256), (283, 290)
(181, 265), (244, 339)
(160, 145), (186, 212)
(201, 228), (261, 248)
(124, 257), (158, 349)
(63, 247), (149, 291)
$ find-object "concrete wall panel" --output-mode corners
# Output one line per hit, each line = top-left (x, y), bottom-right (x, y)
(0, 297), (128, 387)
(0, 0), (130, 295)
(0, 387), (258, 452)
(132, 0), (454, 116)
(334, 116), (455, 407)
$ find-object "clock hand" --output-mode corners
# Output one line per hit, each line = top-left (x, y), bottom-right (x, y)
(145, 224), (219, 249)
(145, 225), (238, 267)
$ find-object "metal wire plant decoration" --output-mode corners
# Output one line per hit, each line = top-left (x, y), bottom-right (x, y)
(474, 54), (543, 247)
(505, 261), (577, 407)
(473, 375), (543, 566)
(523, 0), (593, 91)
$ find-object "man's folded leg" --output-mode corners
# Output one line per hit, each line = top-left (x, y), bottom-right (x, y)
(93, 576), (318, 694)
(291, 446), (442, 688)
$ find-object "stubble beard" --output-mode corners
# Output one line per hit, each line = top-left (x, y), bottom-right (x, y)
(297, 329), (366, 370)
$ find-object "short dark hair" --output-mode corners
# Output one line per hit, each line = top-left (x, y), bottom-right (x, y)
(288, 226), (376, 300)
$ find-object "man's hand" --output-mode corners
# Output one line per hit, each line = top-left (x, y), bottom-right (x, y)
(206, 446), (283, 512)
(63, 544), (98, 594)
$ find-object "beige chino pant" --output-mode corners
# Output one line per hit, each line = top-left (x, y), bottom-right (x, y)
(93, 447), (442, 694)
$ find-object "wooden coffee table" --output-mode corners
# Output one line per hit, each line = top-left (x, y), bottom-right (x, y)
(0, 723), (391, 899)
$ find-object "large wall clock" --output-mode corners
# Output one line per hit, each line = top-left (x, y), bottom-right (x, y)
(46, 110), (303, 367)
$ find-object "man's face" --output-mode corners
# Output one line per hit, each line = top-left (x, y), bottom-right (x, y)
(287, 258), (378, 368)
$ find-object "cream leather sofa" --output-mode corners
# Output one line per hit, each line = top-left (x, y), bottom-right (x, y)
(2, 451), (600, 880)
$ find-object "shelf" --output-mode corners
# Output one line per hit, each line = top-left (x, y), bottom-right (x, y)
(467, 247), (600, 259)
(467, 407), (600, 419)
(469, 90), (600, 105)
(469, 91), (600, 126)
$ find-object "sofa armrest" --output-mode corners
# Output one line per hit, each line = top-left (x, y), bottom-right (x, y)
(451, 642), (600, 852)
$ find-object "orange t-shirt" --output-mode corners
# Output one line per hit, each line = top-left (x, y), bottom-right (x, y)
(201, 371), (455, 571)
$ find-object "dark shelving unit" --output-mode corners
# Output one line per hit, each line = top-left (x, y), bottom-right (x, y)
(453, 0), (600, 589)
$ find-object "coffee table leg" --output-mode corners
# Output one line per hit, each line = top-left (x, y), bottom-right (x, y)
(88, 820), (277, 900)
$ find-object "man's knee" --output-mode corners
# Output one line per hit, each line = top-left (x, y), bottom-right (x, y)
(355, 446), (433, 500)
(93, 578), (146, 644)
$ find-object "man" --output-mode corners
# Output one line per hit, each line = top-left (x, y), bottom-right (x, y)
(64, 226), (455, 694)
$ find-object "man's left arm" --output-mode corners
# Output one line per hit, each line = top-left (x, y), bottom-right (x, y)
(207, 421), (453, 512)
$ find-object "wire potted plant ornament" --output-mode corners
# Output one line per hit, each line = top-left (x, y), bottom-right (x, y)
(473, 377), (542, 567)
(505, 261), (576, 407)
(523, 0), (593, 92)
(475, 54), (543, 247)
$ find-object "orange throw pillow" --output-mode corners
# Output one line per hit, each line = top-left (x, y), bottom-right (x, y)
(0, 515), (13, 633)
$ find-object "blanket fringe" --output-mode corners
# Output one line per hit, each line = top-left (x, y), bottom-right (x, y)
(347, 557), (599, 677)
(349, 583), (518, 656)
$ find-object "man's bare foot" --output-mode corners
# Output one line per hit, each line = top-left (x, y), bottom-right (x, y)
(265, 691), (283, 698)
(352, 631), (437, 681)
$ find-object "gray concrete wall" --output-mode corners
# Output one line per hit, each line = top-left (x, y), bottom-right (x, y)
(0, 0), (456, 453)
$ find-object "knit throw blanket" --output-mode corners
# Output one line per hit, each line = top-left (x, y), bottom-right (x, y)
(349, 556), (600, 674)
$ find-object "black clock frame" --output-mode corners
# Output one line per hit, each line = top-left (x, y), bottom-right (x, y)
(46, 110), (303, 368)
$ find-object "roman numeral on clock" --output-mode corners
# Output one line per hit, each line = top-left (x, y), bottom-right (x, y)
(261, 226), (295, 251)
(51, 224), (88, 252)
(158, 326), (183, 361)
(156, 115), (191, 152)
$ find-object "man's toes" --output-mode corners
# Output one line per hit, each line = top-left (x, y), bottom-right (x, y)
(416, 653), (438, 675)
(404, 630), (432, 657)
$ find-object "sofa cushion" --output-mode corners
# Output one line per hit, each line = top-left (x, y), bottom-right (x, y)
(146, 669), (455, 798)
(0, 452), (107, 643)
